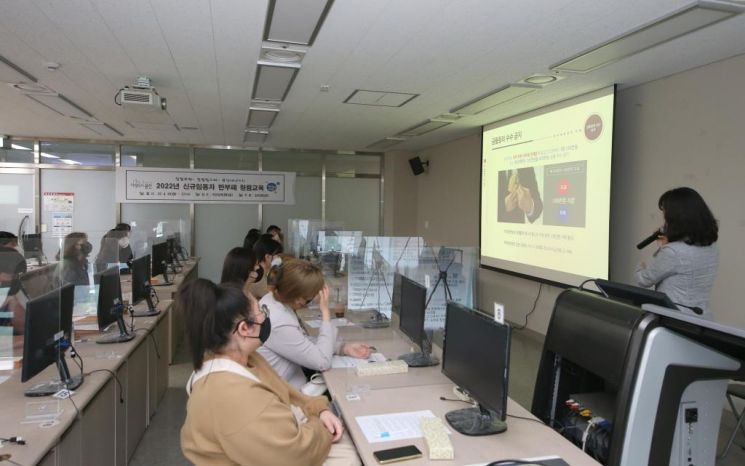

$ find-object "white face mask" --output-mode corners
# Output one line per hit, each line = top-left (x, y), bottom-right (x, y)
(118, 237), (130, 249)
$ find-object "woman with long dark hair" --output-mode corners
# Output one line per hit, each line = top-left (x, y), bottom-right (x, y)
(636, 187), (719, 318)
(178, 279), (358, 465)
(58, 232), (93, 286)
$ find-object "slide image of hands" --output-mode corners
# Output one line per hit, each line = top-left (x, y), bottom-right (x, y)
(497, 167), (544, 224)
(542, 160), (587, 228)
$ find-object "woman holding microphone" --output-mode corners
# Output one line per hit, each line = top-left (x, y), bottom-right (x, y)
(636, 187), (719, 319)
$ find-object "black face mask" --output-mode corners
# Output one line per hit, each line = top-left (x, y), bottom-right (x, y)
(80, 241), (93, 255)
(249, 317), (271, 344)
(253, 265), (264, 283)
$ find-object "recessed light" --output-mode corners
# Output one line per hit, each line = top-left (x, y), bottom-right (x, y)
(524, 75), (557, 85)
(263, 49), (302, 63)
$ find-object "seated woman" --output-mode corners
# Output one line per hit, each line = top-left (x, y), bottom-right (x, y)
(0, 246), (28, 334)
(636, 187), (719, 318)
(94, 229), (127, 274)
(57, 232), (92, 286)
(258, 259), (373, 389)
(219, 246), (260, 296)
(247, 235), (284, 299)
(179, 279), (358, 466)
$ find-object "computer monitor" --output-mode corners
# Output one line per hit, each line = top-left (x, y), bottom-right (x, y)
(166, 236), (181, 267)
(22, 233), (43, 262)
(150, 241), (173, 286)
(391, 272), (403, 317)
(130, 255), (158, 317)
(441, 301), (511, 435)
(594, 279), (679, 310)
(22, 284), (83, 396)
(397, 275), (438, 367)
(96, 267), (134, 344)
(172, 232), (187, 259)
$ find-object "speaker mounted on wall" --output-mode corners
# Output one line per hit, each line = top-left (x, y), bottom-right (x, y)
(408, 156), (429, 176)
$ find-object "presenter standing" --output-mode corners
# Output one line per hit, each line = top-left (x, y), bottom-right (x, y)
(636, 187), (719, 318)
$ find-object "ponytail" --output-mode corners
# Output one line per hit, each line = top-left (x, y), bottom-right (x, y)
(176, 278), (250, 370)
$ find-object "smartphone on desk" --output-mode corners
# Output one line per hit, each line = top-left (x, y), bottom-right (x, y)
(373, 445), (422, 464)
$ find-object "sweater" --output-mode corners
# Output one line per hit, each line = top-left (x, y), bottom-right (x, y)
(180, 352), (332, 466)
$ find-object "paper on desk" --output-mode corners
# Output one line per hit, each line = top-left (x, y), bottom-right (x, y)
(305, 318), (355, 328)
(74, 323), (100, 331)
(0, 375), (9, 385)
(331, 352), (386, 368)
(356, 410), (437, 443)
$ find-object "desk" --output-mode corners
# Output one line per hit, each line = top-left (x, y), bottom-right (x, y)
(308, 311), (601, 466)
(0, 260), (197, 466)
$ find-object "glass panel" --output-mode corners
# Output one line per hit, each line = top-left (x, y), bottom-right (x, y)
(326, 177), (380, 235)
(194, 148), (259, 170)
(0, 139), (34, 163)
(194, 204), (259, 282)
(40, 142), (115, 166)
(325, 154), (381, 176)
(121, 145), (190, 168)
(121, 203), (191, 260)
(262, 151), (323, 176)
(262, 151), (323, 235)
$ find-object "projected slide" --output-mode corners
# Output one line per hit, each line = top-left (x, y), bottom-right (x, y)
(480, 86), (614, 285)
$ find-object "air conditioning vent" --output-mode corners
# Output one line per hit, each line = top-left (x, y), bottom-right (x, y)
(121, 90), (154, 104)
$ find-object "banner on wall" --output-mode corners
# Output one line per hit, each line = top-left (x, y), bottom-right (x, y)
(115, 167), (296, 204)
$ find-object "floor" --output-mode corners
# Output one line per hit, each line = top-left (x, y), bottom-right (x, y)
(130, 330), (745, 465)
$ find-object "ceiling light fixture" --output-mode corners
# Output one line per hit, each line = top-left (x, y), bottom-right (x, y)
(0, 55), (37, 84)
(551, 2), (743, 73)
(264, 0), (334, 46)
(26, 94), (94, 119)
(452, 85), (537, 116)
(81, 122), (124, 137)
(366, 137), (406, 150)
(396, 120), (451, 137)
(252, 64), (298, 101)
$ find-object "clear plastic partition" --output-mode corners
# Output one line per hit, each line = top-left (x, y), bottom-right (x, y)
(285, 219), (344, 259)
(404, 246), (478, 333)
(121, 203), (191, 259)
(346, 237), (426, 317)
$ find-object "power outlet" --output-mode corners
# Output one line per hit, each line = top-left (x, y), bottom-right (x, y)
(494, 302), (505, 324)
(424, 274), (431, 288)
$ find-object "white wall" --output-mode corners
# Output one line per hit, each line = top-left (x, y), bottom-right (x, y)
(386, 52), (745, 333)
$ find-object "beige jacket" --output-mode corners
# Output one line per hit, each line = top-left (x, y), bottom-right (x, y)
(181, 352), (332, 466)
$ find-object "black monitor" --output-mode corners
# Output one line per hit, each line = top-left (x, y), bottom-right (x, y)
(441, 302), (511, 435)
(594, 279), (680, 310)
(150, 241), (173, 286)
(391, 272), (403, 317)
(130, 255), (158, 317)
(22, 284), (83, 396)
(397, 275), (438, 367)
(95, 267), (134, 344)
(22, 233), (43, 262)
(166, 236), (181, 267)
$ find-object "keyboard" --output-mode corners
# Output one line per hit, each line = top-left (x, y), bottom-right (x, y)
(355, 360), (409, 377)
(420, 417), (454, 460)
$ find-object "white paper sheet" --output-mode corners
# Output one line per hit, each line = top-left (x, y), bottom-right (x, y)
(331, 352), (387, 369)
(355, 410), (436, 443)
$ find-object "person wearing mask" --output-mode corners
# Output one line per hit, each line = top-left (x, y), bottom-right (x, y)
(242, 228), (261, 250)
(248, 235), (284, 299)
(95, 229), (128, 274)
(259, 259), (373, 390)
(114, 223), (134, 266)
(0, 247), (28, 334)
(57, 232), (92, 286)
(219, 246), (261, 296)
(267, 224), (283, 243)
(179, 279), (359, 466)
(636, 187), (719, 319)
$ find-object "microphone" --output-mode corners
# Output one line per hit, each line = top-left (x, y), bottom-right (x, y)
(636, 230), (661, 250)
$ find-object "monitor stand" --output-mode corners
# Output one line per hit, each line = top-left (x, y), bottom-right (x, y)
(96, 316), (136, 344)
(25, 353), (84, 397)
(445, 405), (507, 436)
(398, 352), (439, 367)
(361, 309), (390, 329)
(398, 336), (439, 367)
(130, 291), (160, 317)
(151, 264), (174, 287)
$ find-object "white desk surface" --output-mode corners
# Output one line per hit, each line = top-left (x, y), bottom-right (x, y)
(327, 382), (601, 466)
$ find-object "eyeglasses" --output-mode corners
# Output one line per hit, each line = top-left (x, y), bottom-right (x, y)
(233, 305), (269, 333)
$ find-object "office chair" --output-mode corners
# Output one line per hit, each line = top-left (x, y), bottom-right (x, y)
(719, 383), (745, 459)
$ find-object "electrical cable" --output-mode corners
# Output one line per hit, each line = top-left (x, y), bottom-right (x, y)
(84, 368), (125, 404)
(67, 393), (80, 419)
(486, 460), (549, 466)
(506, 414), (552, 426)
(439, 396), (472, 404)
(513, 283), (543, 331)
